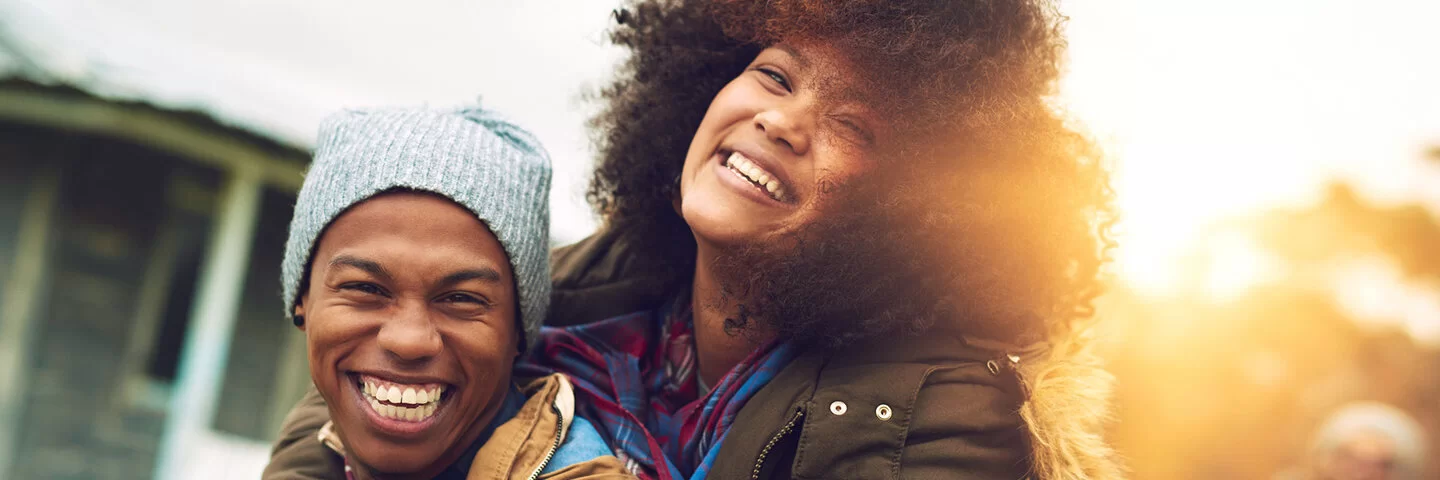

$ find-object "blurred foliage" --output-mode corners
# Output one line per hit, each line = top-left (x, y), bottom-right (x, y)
(1100, 182), (1440, 479)
(1247, 183), (1440, 281)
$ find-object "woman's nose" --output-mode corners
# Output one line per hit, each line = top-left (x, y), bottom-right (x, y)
(754, 103), (812, 156)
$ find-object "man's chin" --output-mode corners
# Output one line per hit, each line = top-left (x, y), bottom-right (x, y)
(347, 440), (448, 479)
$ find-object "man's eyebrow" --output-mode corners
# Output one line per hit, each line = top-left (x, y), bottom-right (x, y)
(328, 255), (393, 281)
(439, 268), (503, 287)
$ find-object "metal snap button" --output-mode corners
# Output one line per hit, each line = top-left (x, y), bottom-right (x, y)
(829, 400), (848, 416)
(875, 404), (893, 421)
(986, 360), (1001, 375)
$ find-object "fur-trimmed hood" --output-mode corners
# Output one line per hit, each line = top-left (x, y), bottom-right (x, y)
(1019, 335), (1127, 479)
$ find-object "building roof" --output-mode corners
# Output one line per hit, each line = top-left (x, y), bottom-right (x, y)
(0, 0), (622, 243)
(0, 1), (336, 149)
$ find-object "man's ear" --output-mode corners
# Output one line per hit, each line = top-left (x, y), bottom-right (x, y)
(293, 295), (308, 331)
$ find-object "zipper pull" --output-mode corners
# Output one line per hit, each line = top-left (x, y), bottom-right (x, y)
(751, 406), (806, 480)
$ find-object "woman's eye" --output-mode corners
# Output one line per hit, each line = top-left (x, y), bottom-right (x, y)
(757, 68), (791, 92)
(835, 119), (874, 145)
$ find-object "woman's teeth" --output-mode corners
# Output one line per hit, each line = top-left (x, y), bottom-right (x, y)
(361, 377), (444, 422)
(726, 152), (786, 201)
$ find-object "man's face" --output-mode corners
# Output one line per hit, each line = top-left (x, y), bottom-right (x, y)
(295, 191), (518, 477)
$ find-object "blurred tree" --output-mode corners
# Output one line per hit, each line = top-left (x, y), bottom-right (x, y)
(1246, 183), (1440, 281)
(1101, 181), (1440, 479)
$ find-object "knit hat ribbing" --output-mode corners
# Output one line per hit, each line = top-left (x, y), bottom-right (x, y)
(281, 106), (551, 351)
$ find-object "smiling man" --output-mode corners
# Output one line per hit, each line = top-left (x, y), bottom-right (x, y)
(270, 106), (632, 480)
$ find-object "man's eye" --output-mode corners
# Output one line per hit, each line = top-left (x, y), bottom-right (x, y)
(341, 282), (386, 296)
(441, 293), (485, 305)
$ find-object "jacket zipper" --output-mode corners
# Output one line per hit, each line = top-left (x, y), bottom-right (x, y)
(750, 407), (805, 480)
(526, 403), (565, 480)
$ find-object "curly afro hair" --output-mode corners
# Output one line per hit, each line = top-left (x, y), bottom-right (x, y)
(588, 0), (1115, 349)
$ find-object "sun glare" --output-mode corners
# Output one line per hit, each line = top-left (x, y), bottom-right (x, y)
(1060, 0), (1440, 299)
(1331, 257), (1440, 347)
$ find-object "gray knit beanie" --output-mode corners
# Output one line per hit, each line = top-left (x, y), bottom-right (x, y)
(281, 105), (551, 351)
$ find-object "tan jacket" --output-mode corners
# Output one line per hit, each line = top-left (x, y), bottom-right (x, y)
(315, 374), (633, 480)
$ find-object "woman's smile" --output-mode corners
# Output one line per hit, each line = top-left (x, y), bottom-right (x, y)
(715, 148), (793, 205)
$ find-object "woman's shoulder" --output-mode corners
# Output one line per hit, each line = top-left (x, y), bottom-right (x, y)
(547, 229), (671, 327)
(711, 336), (1034, 479)
(811, 334), (1123, 480)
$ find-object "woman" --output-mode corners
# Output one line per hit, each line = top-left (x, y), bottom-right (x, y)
(267, 1), (1121, 478)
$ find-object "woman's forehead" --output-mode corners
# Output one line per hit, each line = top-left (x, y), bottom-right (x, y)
(768, 40), (894, 118)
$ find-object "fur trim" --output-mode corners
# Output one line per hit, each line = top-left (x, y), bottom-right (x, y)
(1018, 333), (1127, 479)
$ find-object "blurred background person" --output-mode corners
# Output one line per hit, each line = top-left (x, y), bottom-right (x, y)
(1276, 402), (1428, 480)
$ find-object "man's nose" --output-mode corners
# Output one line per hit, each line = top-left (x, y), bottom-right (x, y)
(375, 302), (442, 362)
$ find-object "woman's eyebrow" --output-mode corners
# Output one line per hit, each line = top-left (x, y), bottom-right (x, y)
(775, 43), (810, 70)
(329, 255), (393, 282)
(438, 268), (503, 287)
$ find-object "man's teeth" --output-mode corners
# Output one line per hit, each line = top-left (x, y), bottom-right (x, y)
(361, 378), (444, 422)
(726, 152), (786, 201)
(369, 398), (437, 422)
(364, 381), (443, 405)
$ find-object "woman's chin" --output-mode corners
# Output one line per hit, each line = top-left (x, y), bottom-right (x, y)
(682, 194), (773, 248)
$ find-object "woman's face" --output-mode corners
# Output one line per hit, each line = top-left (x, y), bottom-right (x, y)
(294, 192), (518, 477)
(679, 41), (885, 249)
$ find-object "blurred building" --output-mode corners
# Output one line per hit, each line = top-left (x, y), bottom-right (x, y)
(0, 9), (322, 480)
(0, 0), (631, 477)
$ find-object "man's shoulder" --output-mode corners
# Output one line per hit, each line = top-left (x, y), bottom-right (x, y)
(261, 389), (346, 480)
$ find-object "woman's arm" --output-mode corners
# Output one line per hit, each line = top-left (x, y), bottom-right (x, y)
(897, 370), (1033, 479)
